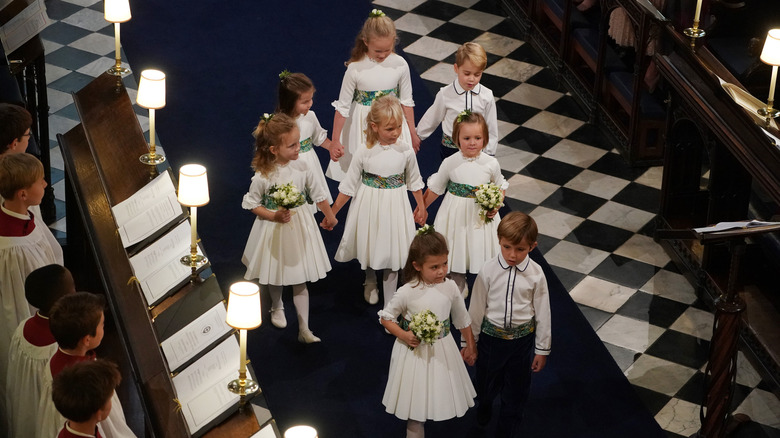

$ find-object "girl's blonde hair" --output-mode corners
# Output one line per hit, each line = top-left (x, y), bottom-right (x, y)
(277, 72), (315, 117)
(402, 228), (449, 286)
(347, 14), (397, 65)
(364, 95), (404, 148)
(452, 112), (489, 150)
(251, 113), (297, 177)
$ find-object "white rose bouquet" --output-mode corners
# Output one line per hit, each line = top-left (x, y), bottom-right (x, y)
(268, 182), (306, 213)
(407, 309), (443, 350)
(474, 182), (504, 224)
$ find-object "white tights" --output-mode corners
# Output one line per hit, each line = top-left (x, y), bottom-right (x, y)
(267, 284), (311, 330)
(365, 268), (399, 307)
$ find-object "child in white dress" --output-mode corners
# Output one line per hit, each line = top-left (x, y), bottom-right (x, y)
(328, 9), (419, 182)
(379, 226), (477, 438)
(423, 111), (506, 297)
(331, 95), (426, 308)
(276, 71), (335, 215)
(241, 113), (338, 343)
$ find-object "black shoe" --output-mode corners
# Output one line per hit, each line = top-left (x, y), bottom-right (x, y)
(476, 402), (492, 426)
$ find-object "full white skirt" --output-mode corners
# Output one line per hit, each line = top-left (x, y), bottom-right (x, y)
(433, 193), (499, 274)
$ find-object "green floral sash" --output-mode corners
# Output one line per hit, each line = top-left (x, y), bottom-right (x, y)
(447, 181), (477, 198)
(361, 171), (405, 189)
(481, 318), (535, 340)
(300, 137), (313, 153)
(442, 133), (457, 149)
(400, 317), (451, 339)
(352, 87), (399, 106)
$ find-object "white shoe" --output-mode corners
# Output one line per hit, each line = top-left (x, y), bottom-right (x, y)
(298, 329), (321, 344)
(364, 284), (379, 305)
(270, 309), (287, 328)
(461, 285), (470, 300)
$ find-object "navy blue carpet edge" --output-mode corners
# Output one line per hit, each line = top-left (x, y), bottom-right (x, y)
(121, 1), (665, 436)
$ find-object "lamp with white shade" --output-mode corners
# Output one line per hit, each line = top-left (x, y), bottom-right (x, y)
(284, 426), (318, 438)
(177, 164), (209, 269)
(104, 0), (131, 77)
(758, 29), (780, 120)
(137, 69), (167, 165)
(226, 282), (261, 397)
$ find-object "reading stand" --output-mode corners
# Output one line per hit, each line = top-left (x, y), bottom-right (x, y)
(58, 72), (279, 437)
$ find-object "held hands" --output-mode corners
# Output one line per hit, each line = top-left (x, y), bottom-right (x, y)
(460, 345), (477, 366)
(320, 215), (338, 231)
(413, 205), (428, 226)
(402, 329), (420, 349)
(531, 354), (547, 372)
(486, 208), (499, 220)
(273, 208), (292, 223)
(329, 141), (345, 162)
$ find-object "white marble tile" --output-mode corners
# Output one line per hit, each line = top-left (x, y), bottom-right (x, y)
(544, 240), (610, 274)
(523, 111), (584, 138)
(563, 169), (630, 200)
(420, 62), (457, 85)
(613, 234), (671, 267)
(45, 65), (72, 84)
(530, 206), (583, 240)
(53, 179), (66, 202)
(438, 0), (480, 7)
(76, 57), (129, 78)
(504, 173), (558, 204)
(450, 10), (505, 31)
(46, 88), (75, 114)
(136, 113), (149, 133)
(640, 270), (696, 304)
(484, 57), (541, 81)
(394, 13), (445, 36)
(588, 200), (656, 233)
(372, 0), (427, 11)
(495, 148), (536, 173)
(62, 0), (101, 6)
(625, 354), (698, 396)
(669, 307), (714, 340)
(735, 351), (763, 388)
(502, 83), (563, 110)
(49, 144), (64, 170)
(655, 398), (701, 436)
(49, 216), (67, 233)
(734, 388), (780, 428)
(473, 32), (524, 57)
(541, 139), (606, 168)
(496, 120), (518, 142)
(635, 165), (663, 190)
(596, 314), (665, 353)
(68, 33), (115, 56)
(47, 115), (80, 141)
(61, 8), (110, 32)
(569, 276), (636, 313)
(43, 39), (64, 55)
(403, 36), (460, 61)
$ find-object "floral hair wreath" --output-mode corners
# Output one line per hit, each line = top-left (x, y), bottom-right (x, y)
(369, 9), (386, 18)
(261, 113), (274, 123)
(278, 69), (292, 80)
(416, 224), (435, 236)
(456, 109), (473, 124)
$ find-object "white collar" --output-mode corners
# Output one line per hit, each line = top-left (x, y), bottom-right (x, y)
(1, 204), (31, 220)
(453, 81), (481, 96)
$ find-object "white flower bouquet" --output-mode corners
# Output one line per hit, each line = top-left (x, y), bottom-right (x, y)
(268, 182), (306, 211)
(474, 182), (504, 224)
(407, 309), (443, 350)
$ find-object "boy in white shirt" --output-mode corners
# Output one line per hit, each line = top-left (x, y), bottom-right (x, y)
(416, 42), (499, 158)
(466, 211), (552, 437)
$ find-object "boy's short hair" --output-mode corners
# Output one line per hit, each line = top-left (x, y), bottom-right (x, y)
(50, 292), (106, 350)
(0, 103), (32, 152)
(52, 359), (121, 423)
(455, 42), (487, 71)
(497, 211), (538, 245)
(25, 265), (74, 315)
(0, 153), (44, 199)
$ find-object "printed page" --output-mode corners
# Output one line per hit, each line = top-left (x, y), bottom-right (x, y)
(161, 303), (231, 371)
(0, 0), (50, 53)
(112, 172), (182, 248)
(694, 220), (780, 233)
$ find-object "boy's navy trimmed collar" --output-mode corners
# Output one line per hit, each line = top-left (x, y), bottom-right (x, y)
(497, 251), (531, 272)
(453, 81), (482, 96)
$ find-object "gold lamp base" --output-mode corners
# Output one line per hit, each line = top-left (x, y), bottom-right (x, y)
(684, 27), (706, 38)
(180, 254), (207, 267)
(227, 378), (260, 396)
(139, 152), (166, 165)
(757, 107), (780, 118)
(107, 64), (131, 77)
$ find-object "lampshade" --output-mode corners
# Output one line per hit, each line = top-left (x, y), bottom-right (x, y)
(760, 29), (780, 66)
(226, 282), (262, 330)
(284, 425), (318, 438)
(177, 164), (210, 207)
(136, 69), (166, 109)
(104, 0), (131, 23)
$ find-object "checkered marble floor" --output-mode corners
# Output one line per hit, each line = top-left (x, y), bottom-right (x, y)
(36, 0), (780, 436)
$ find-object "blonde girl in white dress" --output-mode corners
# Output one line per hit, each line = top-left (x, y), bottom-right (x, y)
(379, 227), (477, 438)
(331, 95), (426, 308)
(423, 111), (506, 298)
(328, 9), (420, 182)
(241, 113), (338, 343)
(276, 71), (335, 215)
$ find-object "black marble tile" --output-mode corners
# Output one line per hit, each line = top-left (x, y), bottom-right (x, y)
(410, 1), (467, 21)
(550, 265), (586, 292)
(615, 289), (689, 328)
(631, 385), (671, 417)
(96, 24), (114, 37)
(403, 53), (440, 77)
(40, 21), (92, 45)
(732, 422), (780, 438)
(44, 0), (83, 20)
(54, 199), (66, 222)
(51, 167), (65, 185)
(545, 94), (588, 121)
(612, 182), (661, 213)
(396, 29), (422, 51)
(377, 6), (406, 20)
(591, 254), (659, 290)
(495, 99), (541, 125)
(500, 125), (561, 155)
(523, 68), (563, 90)
(637, 217), (660, 238)
(48, 71), (96, 94)
(88, 1), (103, 12)
(577, 304), (612, 331)
(566, 123), (610, 148)
(565, 219), (634, 252)
(588, 152), (648, 181)
(487, 18), (525, 40)
(504, 44), (546, 66)
(420, 79), (446, 98)
(471, 0), (507, 15)
(645, 330), (710, 370)
(534, 233), (559, 256)
(45, 46), (101, 71)
(427, 22), (483, 45)
(541, 187), (607, 218)
(673, 371), (704, 405)
(519, 156), (583, 186)
(53, 103), (80, 122)
(502, 196), (536, 215)
(478, 72), (521, 96)
(604, 342), (641, 372)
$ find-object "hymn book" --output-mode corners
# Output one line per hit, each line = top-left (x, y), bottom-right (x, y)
(161, 302), (232, 372)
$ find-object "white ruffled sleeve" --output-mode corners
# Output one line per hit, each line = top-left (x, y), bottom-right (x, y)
(309, 111), (329, 146)
(378, 286), (408, 322)
(425, 158), (451, 195)
(397, 57), (415, 107)
(488, 156), (508, 190)
(446, 280), (472, 330)
(332, 65), (357, 117)
(416, 89), (447, 141)
(404, 148), (425, 192)
(337, 147), (365, 197)
(241, 173), (269, 210)
(304, 162), (328, 204)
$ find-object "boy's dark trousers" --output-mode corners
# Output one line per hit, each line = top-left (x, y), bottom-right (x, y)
(475, 332), (534, 438)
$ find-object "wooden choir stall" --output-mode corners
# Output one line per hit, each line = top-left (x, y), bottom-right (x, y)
(58, 72), (280, 437)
